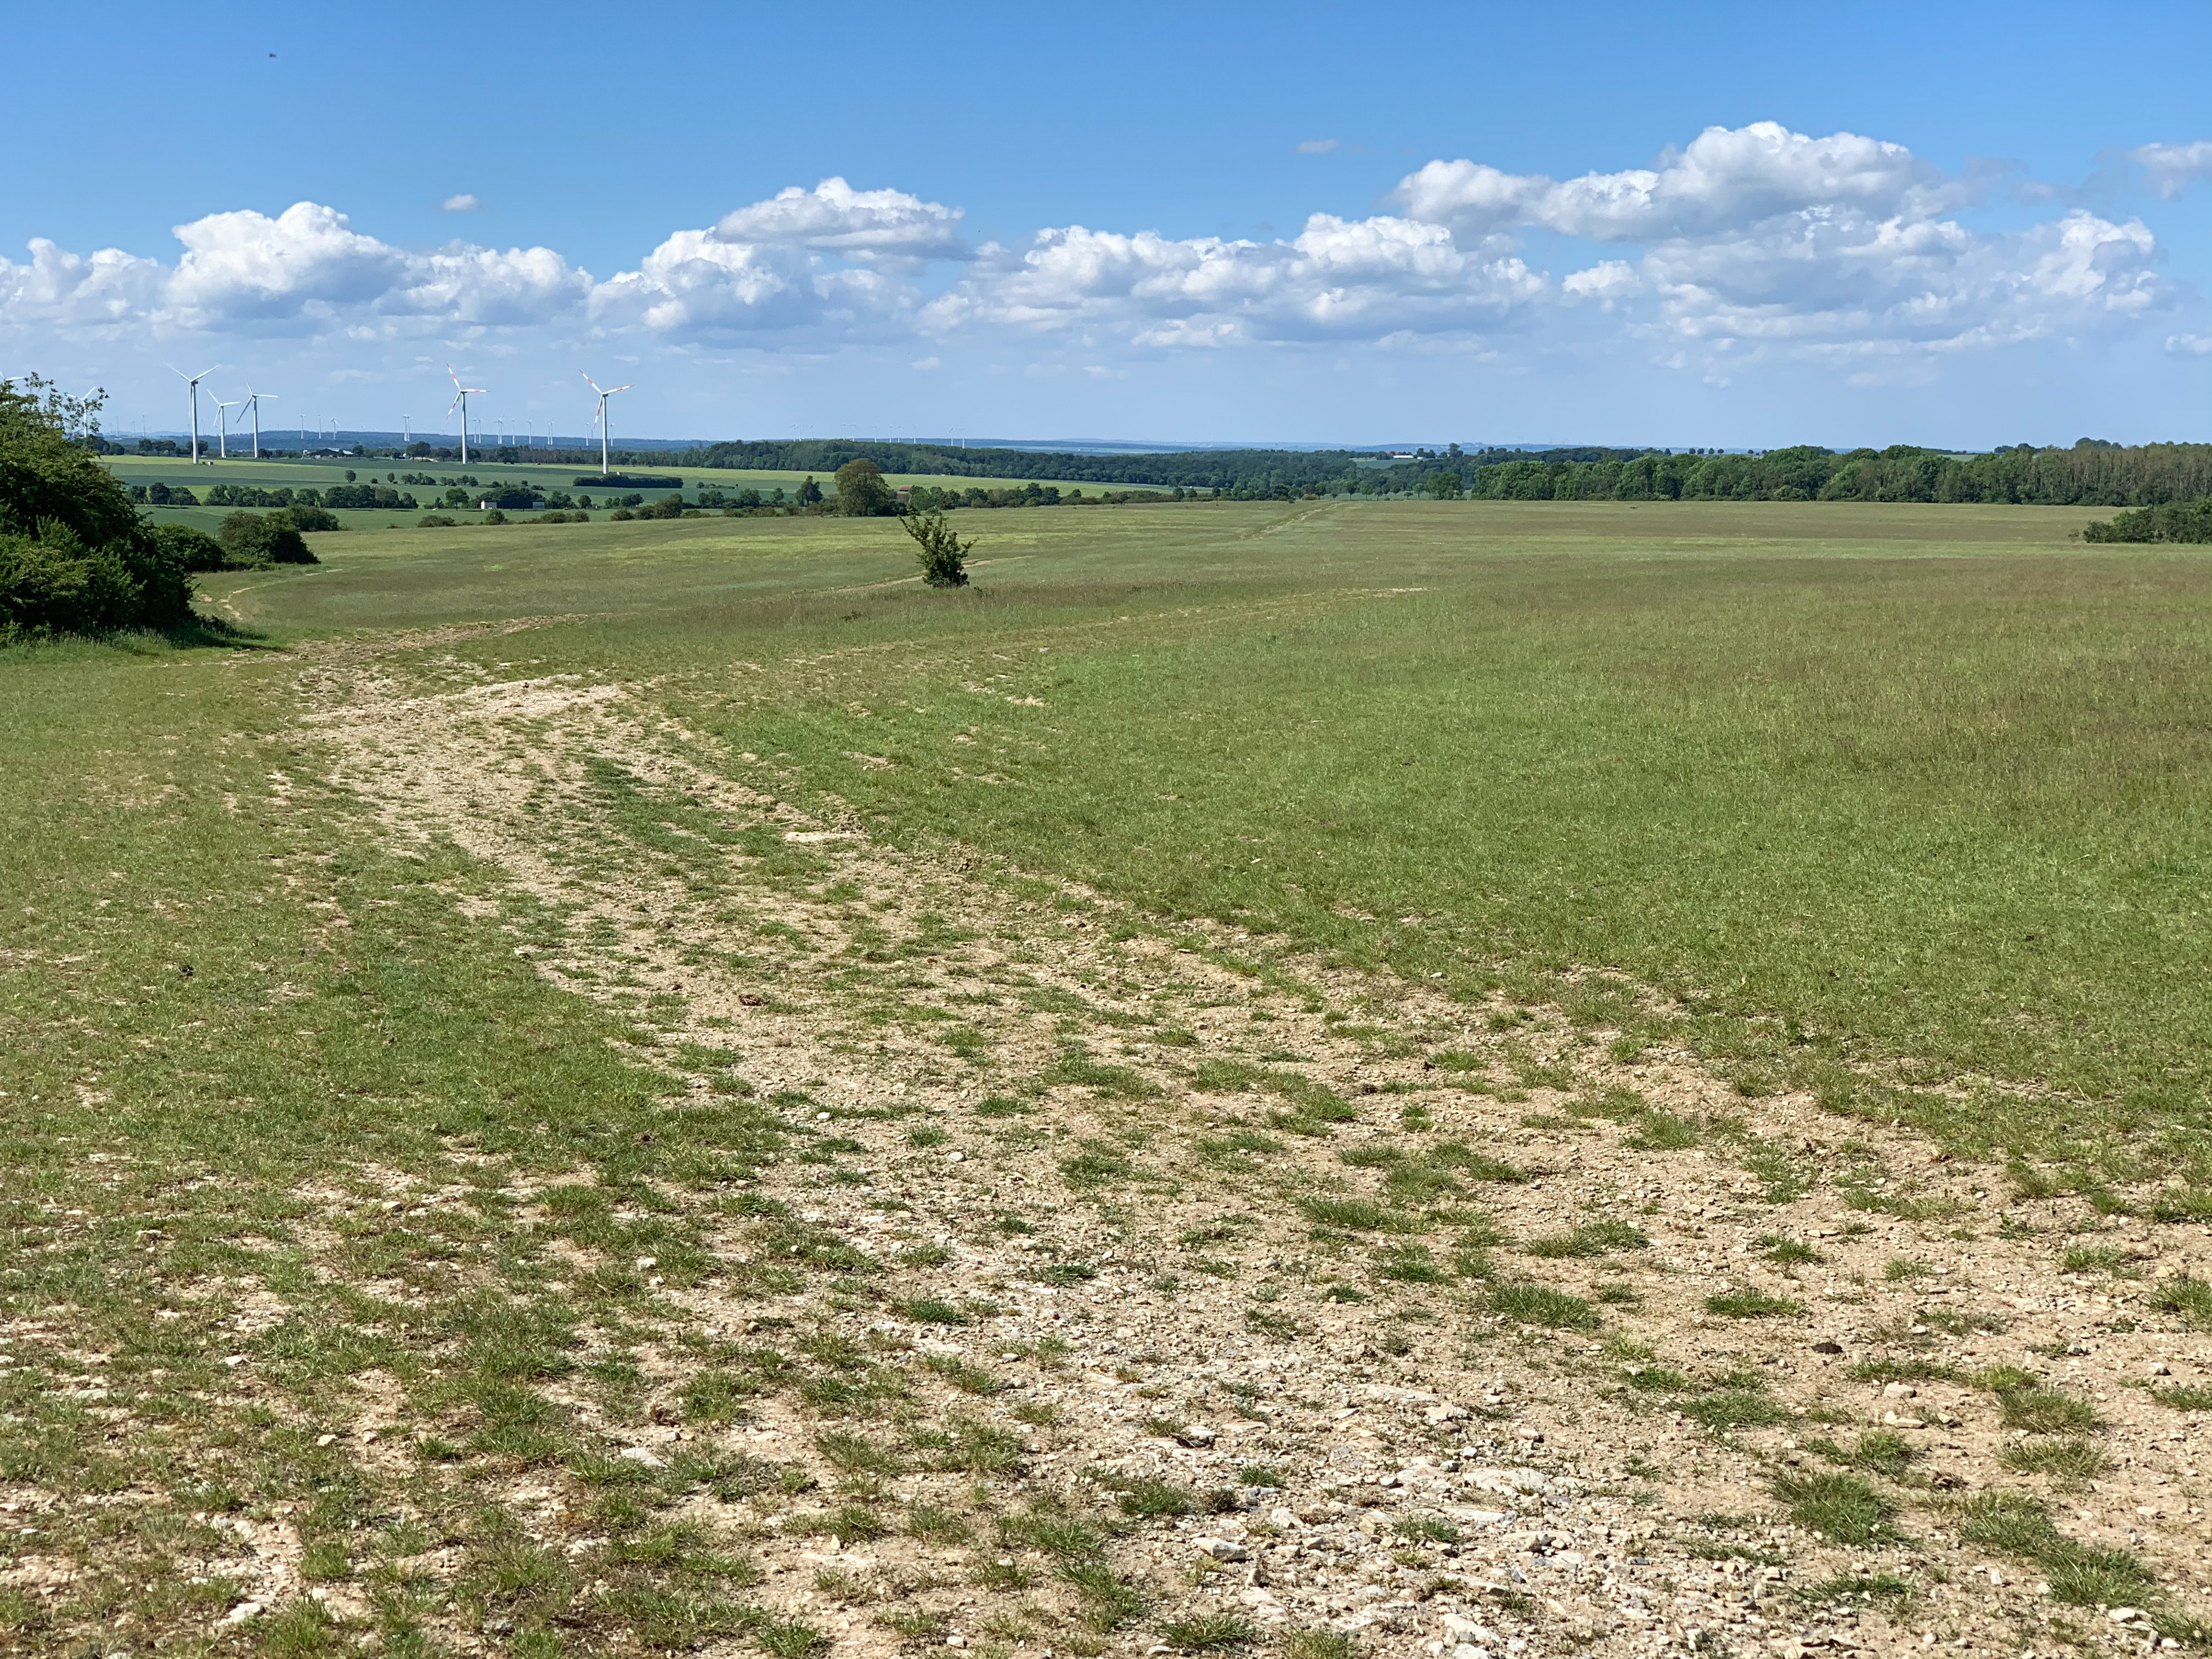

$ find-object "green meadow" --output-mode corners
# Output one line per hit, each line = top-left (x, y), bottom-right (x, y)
(10, 493), (2212, 1654)
(164, 495), (2205, 1170)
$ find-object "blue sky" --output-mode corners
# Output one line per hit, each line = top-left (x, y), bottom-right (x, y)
(6, 0), (2209, 448)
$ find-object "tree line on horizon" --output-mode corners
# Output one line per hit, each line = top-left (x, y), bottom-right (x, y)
(104, 421), (2212, 511)
(682, 437), (2212, 508)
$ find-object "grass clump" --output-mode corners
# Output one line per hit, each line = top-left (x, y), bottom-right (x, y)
(1161, 1612), (1257, 1652)
(758, 1618), (832, 1659)
(1426, 1142), (1528, 1183)
(1624, 1110), (1701, 1150)
(1058, 1558), (1147, 1630)
(1487, 1282), (1599, 1330)
(1770, 1471), (1900, 1544)
(1805, 1431), (1918, 1479)
(1297, 1197), (1420, 1233)
(1705, 1289), (1802, 1319)
(1678, 1390), (1788, 1431)
(2059, 1243), (2133, 1275)
(2154, 1276), (2212, 1328)
(1980, 1366), (2102, 1434)
(1060, 1144), (1139, 1189)
(2000, 1440), (2109, 1480)
(893, 1297), (969, 1327)
(1523, 1219), (1648, 1258)
(1107, 1476), (1195, 1517)
(905, 1504), (972, 1544)
(1392, 1514), (1462, 1543)
(1954, 1491), (2154, 1609)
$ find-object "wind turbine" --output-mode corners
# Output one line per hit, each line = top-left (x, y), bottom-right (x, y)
(580, 371), (634, 478)
(240, 389), (277, 459)
(447, 365), (486, 466)
(170, 364), (217, 463)
(211, 396), (241, 460)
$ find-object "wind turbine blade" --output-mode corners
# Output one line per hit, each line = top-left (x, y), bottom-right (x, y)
(580, 370), (602, 394)
(608, 384), (634, 395)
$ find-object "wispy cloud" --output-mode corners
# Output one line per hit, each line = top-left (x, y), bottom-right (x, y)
(1295, 138), (1339, 154)
(440, 193), (482, 213)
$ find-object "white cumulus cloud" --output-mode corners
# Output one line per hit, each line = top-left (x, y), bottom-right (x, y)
(1390, 122), (2164, 369)
(164, 203), (411, 329)
(713, 177), (967, 266)
(1397, 122), (1950, 241)
(0, 239), (167, 334)
(0, 134), (2190, 390)
(927, 212), (1545, 346)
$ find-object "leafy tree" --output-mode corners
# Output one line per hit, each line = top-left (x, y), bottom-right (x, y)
(0, 375), (193, 637)
(903, 510), (973, 588)
(795, 475), (823, 507)
(1425, 470), (1464, 500)
(834, 456), (895, 516)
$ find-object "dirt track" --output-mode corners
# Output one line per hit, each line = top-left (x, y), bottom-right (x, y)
(284, 636), (2212, 1657)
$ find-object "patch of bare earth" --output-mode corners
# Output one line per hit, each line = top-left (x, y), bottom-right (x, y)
(286, 646), (2210, 1658)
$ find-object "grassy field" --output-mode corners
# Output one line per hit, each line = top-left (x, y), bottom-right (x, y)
(99, 454), (1166, 537)
(197, 496), (2211, 1173)
(5, 496), (2211, 1656)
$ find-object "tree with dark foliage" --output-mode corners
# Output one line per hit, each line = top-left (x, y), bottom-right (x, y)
(833, 456), (896, 516)
(0, 377), (194, 638)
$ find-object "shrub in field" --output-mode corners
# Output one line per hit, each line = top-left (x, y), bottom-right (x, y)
(2083, 498), (2212, 543)
(217, 510), (317, 567)
(146, 521), (227, 572)
(904, 509), (974, 588)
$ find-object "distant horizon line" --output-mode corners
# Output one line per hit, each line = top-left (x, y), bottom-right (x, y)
(97, 432), (1780, 456)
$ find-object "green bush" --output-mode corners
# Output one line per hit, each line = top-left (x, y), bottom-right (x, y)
(904, 509), (973, 588)
(0, 379), (194, 637)
(217, 510), (316, 567)
(2082, 498), (2212, 543)
(146, 521), (227, 572)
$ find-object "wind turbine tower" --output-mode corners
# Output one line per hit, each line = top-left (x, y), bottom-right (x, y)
(211, 397), (241, 460)
(447, 365), (487, 466)
(170, 364), (217, 464)
(241, 389), (277, 459)
(580, 371), (634, 478)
